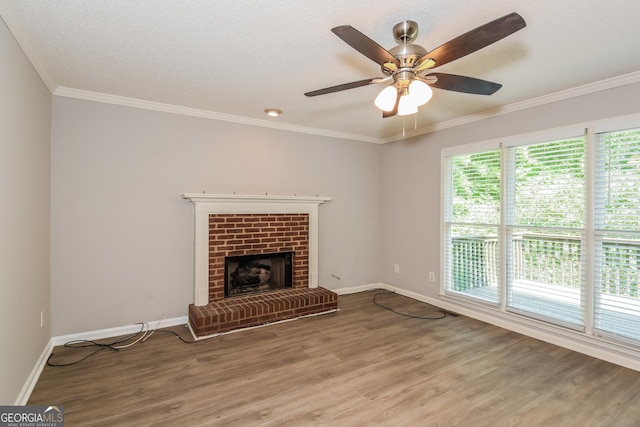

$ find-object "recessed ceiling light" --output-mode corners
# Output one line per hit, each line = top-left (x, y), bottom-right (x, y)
(264, 108), (282, 117)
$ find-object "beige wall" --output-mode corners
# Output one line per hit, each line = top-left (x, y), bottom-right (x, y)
(50, 97), (383, 335)
(0, 17), (51, 404)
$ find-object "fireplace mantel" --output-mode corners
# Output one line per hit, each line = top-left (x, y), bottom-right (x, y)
(182, 193), (332, 205)
(182, 193), (332, 306)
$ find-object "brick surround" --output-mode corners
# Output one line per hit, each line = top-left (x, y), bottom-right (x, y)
(208, 213), (309, 302)
(188, 210), (338, 337)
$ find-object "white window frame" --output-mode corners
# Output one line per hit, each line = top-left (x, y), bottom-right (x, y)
(441, 113), (640, 349)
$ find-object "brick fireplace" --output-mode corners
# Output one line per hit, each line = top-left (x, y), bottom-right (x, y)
(208, 213), (309, 301)
(182, 194), (338, 337)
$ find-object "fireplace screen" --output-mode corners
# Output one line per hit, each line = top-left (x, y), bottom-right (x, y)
(225, 252), (293, 297)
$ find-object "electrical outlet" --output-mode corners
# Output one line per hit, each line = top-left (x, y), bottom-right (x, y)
(394, 264), (400, 274)
(429, 272), (436, 282)
(40, 310), (44, 327)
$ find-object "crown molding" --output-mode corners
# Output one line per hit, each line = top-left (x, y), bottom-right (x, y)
(52, 86), (384, 144)
(55, 71), (640, 146)
(383, 70), (640, 143)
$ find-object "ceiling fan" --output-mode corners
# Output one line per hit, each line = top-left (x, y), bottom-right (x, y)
(305, 12), (526, 118)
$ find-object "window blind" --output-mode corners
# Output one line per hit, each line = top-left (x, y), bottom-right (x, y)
(594, 128), (640, 342)
(443, 125), (640, 347)
(506, 138), (586, 328)
(444, 150), (501, 303)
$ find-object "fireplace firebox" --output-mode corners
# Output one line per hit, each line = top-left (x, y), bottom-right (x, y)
(225, 252), (293, 297)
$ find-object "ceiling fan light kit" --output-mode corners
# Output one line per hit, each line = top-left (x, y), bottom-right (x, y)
(406, 80), (433, 107)
(375, 80), (433, 115)
(398, 94), (418, 116)
(374, 86), (398, 112)
(305, 12), (526, 118)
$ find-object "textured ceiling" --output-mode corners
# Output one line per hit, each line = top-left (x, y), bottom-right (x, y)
(2, 0), (640, 143)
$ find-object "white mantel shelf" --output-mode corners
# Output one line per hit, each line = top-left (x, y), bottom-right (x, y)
(182, 193), (332, 204)
(183, 193), (332, 306)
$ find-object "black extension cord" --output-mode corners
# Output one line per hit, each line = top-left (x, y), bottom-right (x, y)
(372, 290), (447, 320)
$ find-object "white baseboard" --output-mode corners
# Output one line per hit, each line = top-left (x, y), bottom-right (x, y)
(333, 282), (391, 295)
(14, 339), (54, 405)
(340, 283), (640, 372)
(18, 315), (189, 405)
(51, 316), (188, 346)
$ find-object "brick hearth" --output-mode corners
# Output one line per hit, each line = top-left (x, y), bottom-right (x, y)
(189, 287), (338, 336)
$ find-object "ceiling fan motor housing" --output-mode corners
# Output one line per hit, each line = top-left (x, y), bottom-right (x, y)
(382, 21), (428, 75)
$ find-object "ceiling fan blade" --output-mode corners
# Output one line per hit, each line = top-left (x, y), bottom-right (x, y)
(332, 25), (400, 67)
(421, 12), (526, 69)
(382, 109), (397, 118)
(383, 89), (401, 118)
(304, 78), (380, 97)
(422, 73), (502, 95)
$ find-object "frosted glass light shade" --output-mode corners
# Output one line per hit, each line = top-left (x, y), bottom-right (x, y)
(408, 80), (433, 106)
(398, 95), (418, 116)
(374, 86), (398, 112)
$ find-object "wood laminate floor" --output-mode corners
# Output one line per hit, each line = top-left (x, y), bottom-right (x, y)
(29, 291), (640, 426)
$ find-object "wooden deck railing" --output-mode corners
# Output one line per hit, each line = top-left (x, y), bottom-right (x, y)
(451, 236), (499, 291)
(451, 234), (640, 298)
(600, 238), (640, 298)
